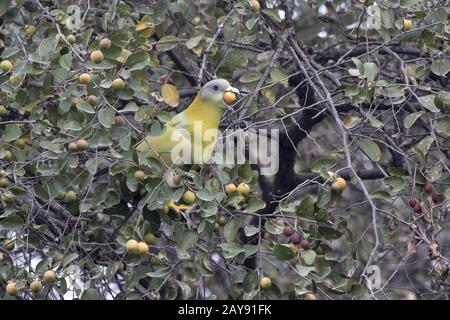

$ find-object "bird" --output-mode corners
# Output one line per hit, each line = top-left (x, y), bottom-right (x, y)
(136, 79), (239, 215)
(137, 78), (239, 167)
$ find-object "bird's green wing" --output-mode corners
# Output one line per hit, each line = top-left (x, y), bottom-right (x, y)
(136, 112), (191, 164)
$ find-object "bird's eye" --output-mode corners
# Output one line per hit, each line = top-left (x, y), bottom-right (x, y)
(212, 85), (219, 91)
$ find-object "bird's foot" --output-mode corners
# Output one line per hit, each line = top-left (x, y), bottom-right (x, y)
(167, 200), (192, 217)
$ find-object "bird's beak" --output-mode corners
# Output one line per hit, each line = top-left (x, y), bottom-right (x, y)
(225, 86), (240, 94)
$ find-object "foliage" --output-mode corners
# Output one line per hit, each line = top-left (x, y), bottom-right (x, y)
(0, 0), (449, 300)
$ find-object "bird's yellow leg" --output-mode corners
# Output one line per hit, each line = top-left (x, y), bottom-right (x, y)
(167, 200), (192, 219)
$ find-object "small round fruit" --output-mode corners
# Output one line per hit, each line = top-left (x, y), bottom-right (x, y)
(68, 142), (78, 152)
(300, 239), (310, 249)
(225, 183), (237, 194)
(260, 277), (272, 289)
(193, 16), (201, 25)
(236, 183), (250, 196)
(115, 115), (125, 126)
(251, 0), (261, 11)
(403, 19), (413, 31)
(4, 150), (12, 161)
(9, 75), (22, 86)
(3, 239), (15, 251)
(0, 105), (8, 116)
(6, 282), (17, 296)
(0, 169), (5, 177)
(409, 198), (417, 208)
(0, 60), (13, 72)
(43, 270), (56, 283)
(100, 38), (111, 49)
(90, 50), (104, 63)
(144, 233), (157, 245)
(25, 25), (36, 36)
(292, 233), (301, 245)
(111, 78), (125, 90)
(66, 34), (76, 44)
(331, 177), (346, 193)
(65, 190), (77, 202)
(30, 280), (42, 293)
(79, 73), (91, 84)
(134, 170), (145, 182)
(87, 95), (97, 106)
(304, 293), (317, 300)
(283, 226), (294, 237)
(214, 222), (220, 231)
(85, 229), (95, 239)
(160, 205), (169, 214)
(182, 190), (196, 204)
(414, 203), (422, 213)
(217, 215), (227, 227)
(424, 183), (433, 194)
(126, 239), (139, 254)
(137, 242), (149, 255)
(76, 139), (89, 150)
(56, 192), (66, 201)
(223, 91), (237, 105)
(0, 177), (10, 188)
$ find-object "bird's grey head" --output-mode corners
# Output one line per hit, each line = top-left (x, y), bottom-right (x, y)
(199, 79), (239, 105)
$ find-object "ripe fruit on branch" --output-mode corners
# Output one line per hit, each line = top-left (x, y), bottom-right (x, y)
(237, 183), (250, 196)
(137, 242), (149, 255)
(3, 239), (15, 251)
(260, 277), (272, 289)
(87, 95), (97, 106)
(65, 190), (77, 202)
(292, 233), (301, 245)
(112, 78), (125, 90)
(134, 170), (145, 182)
(6, 282), (17, 296)
(217, 215), (227, 227)
(43, 270), (56, 283)
(424, 183), (433, 194)
(66, 34), (76, 44)
(403, 19), (413, 31)
(30, 280), (42, 293)
(126, 239), (139, 254)
(223, 91), (236, 105)
(409, 198), (417, 208)
(182, 190), (196, 204)
(225, 183), (236, 194)
(283, 226), (294, 237)
(0, 60), (13, 72)
(100, 38), (111, 49)
(90, 50), (104, 63)
(76, 139), (89, 150)
(79, 73), (91, 84)
(331, 177), (346, 193)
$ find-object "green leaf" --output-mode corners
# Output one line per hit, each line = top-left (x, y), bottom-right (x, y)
(81, 288), (99, 300)
(273, 244), (295, 260)
(76, 100), (96, 114)
(404, 112), (424, 129)
(301, 250), (316, 265)
(62, 253), (79, 267)
(156, 35), (179, 52)
(125, 52), (150, 71)
(243, 270), (259, 293)
(0, 215), (24, 231)
(431, 57), (450, 76)
(218, 243), (245, 259)
(245, 198), (266, 213)
(224, 219), (240, 243)
(2, 124), (21, 142)
(358, 138), (381, 162)
(98, 107), (115, 128)
(384, 176), (405, 191)
(59, 54), (72, 70)
(196, 189), (214, 201)
(363, 62), (378, 81)
(417, 95), (440, 113)
(297, 195), (315, 217)
(38, 37), (58, 58)
(310, 158), (334, 173)
(412, 136), (434, 160)
(318, 226), (343, 240)
(244, 225), (260, 237)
